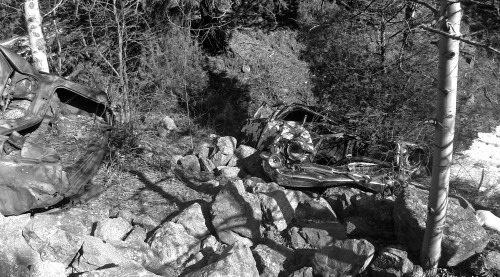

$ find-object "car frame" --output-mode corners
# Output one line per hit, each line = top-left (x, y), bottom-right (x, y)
(0, 45), (113, 216)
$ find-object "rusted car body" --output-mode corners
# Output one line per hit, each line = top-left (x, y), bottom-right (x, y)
(0, 46), (113, 216)
(239, 103), (425, 195)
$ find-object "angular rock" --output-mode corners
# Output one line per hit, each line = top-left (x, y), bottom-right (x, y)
(95, 217), (133, 242)
(199, 157), (216, 172)
(216, 166), (241, 178)
(295, 198), (338, 223)
(210, 151), (233, 167)
(237, 150), (269, 179)
(148, 221), (200, 267)
(266, 188), (311, 225)
(368, 247), (414, 277)
(133, 214), (159, 232)
(71, 236), (130, 273)
(0, 214), (41, 277)
(185, 242), (259, 277)
(172, 202), (209, 239)
(312, 239), (375, 277)
(465, 250), (500, 276)
(215, 136), (237, 155)
(179, 155), (201, 172)
(259, 193), (288, 231)
(246, 179), (281, 194)
(324, 187), (359, 220)
(211, 180), (262, 246)
(352, 193), (394, 226)
(29, 261), (66, 277)
(393, 185), (488, 266)
(344, 216), (374, 237)
(299, 222), (347, 249)
(79, 261), (162, 277)
(194, 141), (213, 159)
(124, 226), (147, 243)
(23, 213), (88, 264)
(289, 267), (314, 277)
(252, 243), (292, 277)
(110, 239), (155, 265)
(114, 209), (136, 224)
(288, 226), (309, 249)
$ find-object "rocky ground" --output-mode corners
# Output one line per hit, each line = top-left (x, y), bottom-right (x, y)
(1, 119), (500, 277)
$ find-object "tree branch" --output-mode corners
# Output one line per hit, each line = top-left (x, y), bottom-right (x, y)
(407, 0), (439, 16)
(421, 25), (500, 55)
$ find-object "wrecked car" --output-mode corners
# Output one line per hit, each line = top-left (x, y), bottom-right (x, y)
(0, 46), (113, 216)
(239, 103), (426, 195)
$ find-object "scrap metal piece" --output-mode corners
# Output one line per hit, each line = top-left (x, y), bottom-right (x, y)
(0, 46), (114, 216)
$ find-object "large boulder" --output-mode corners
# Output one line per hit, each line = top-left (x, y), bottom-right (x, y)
(393, 184), (489, 266)
(293, 223), (347, 249)
(211, 180), (262, 245)
(94, 217), (133, 242)
(465, 250), (500, 276)
(148, 221), (201, 267)
(71, 236), (130, 273)
(185, 242), (259, 277)
(0, 214), (41, 277)
(172, 202), (210, 239)
(22, 212), (89, 265)
(312, 239), (375, 277)
(252, 242), (293, 277)
(79, 261), (163, 277)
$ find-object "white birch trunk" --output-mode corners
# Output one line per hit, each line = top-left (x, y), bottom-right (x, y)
(420, 0), (461, 273)
(25, 0), (49, 72)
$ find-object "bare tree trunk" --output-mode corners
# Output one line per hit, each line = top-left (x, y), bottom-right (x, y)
(420, 0), (461, 274)
(25, 0), (49, 72)
(113, 0), (131, 125)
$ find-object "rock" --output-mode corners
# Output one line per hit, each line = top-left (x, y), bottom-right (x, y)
(211, 180), (262, 246)
(0, 214), (41, 277)
(408, 265), (424, 277)
(252, 243), (292, 277)
(215, 136), (237, 155)
(28, 261), (66, 277)
(199, 157), (216, 172)
(246, 179), (281, 193)
(124, 226), (147, 243)
(352, 193), (394, 226)
(114, 209), (136, 224)
(237, 150), (269, 179)
(393, 184), (489, 267)
(210, 151), (233, 167)
(324, 188), (359, 220)
(344, 216), (374, 237)
(266, 188), (311, 225)
(216, 166), (242, 178)
(242, 64), (251, 73)
(295, 198), (338, 223)
(71, 236), (130, 273)
(179, 155), (201, 172)
(161, 116), (177, 131)
(185, 242), (259, 277)
(259, 193), (288, 231)
(95, 217), (133, 242)
(476, 210), (500, 232)
(288, 226), (309, 249)
(289, 267), (314, 277)
(228, 144), (257, 167)
(465, 250), (500, 276)
(23, 213), (88, 264)
(110, 240), (155, 265)
(312, 239), (375, 277)
(79, 261), (163, 277)
(368, 247), (414, 277)
(133, 214), (159, 232)
(172, 202), (210, 239)
(170, 154), (183, 167)
(298, 222), (347, 249)
(148, 221), (201, 267)
(194, 141), (213, 159)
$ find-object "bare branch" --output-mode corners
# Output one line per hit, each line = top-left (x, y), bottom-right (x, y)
(407, 0), (439, 15)
(420, 25), (500, 55)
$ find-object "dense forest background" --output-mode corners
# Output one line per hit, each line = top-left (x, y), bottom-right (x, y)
(1, 0), (500, 152)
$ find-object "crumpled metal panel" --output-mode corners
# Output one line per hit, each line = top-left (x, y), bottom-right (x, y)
(0, 159), (69, 215)
(0, 45), (114, 216)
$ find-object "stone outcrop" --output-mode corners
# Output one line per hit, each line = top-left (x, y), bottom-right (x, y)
(211, 180), (262, 245)
(312, 239), (375, 277)
(394, 184), (489, 266)
(368, 247), (414, 277)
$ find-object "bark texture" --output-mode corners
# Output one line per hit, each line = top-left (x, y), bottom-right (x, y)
(420, 0), (462, 273)
(25, 0), (49, 72)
